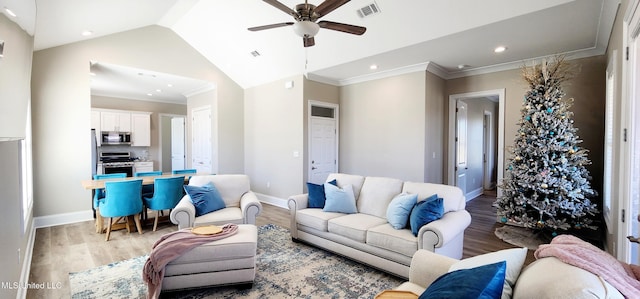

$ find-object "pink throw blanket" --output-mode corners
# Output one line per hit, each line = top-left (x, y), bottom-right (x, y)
(535, 234), (640, 298)
(142, 223), (239, 299)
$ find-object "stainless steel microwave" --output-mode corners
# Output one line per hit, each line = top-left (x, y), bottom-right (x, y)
(101, 131), (131, 145)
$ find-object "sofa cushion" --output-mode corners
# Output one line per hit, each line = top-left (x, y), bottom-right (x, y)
(449, 247), (527, 299)
(323, 183), (358, 214)
(296, 208), (345, 232)
(328, 214), (387, 243)
(357, 176), (404, 218)
(307, 179), (337, 208)
(420, 261), (506, 299)
(402, 182), (465, 213)
(184, 182), (226, 217)
(327, 173), (366, 201)
(409, 195), (444, 236)
(367, 224), (417, 257)
(189, 175), (250, 208)
(513, 257), (624, 299)
(193, 207), (243, 227)
(387, 192), (418, 229)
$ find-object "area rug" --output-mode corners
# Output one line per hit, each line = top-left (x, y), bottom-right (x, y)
(69, 224), (403, 298)
(494, 225), (551, 250)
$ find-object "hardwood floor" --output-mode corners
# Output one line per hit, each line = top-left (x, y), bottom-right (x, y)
(26, 193), (533, 298)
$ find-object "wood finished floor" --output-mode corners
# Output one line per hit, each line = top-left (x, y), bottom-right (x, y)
(26, 193), (533, 298)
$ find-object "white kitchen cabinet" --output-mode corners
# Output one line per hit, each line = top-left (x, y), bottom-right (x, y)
(131, 112), (151, 146)
(101, 111), (131, 132)
(134, 161), (154, 173)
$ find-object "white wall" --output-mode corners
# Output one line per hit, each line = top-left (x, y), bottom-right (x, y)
(339, 71), (427, 182)
(31, 25), (243, 218)
(244, 75), (304, 199)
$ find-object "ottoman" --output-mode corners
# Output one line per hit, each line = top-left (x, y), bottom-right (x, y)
(161, 224), (258, 291)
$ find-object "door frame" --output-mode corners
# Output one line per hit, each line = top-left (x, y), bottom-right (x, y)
(191, 105), (216, 174)
(158, 113), (187, 172)
(483, 110), (495, 190)
(307, 100), (339, 183)
(619, 0), (640, 262)
(448, 89), (505, 197)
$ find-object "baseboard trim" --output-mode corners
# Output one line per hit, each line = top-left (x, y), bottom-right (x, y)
(465, 187), (484, 201)
(33, 210), (94, 229)
(255, 193), (288, 209)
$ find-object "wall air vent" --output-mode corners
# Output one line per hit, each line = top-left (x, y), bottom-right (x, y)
(357, 2), (381, 18)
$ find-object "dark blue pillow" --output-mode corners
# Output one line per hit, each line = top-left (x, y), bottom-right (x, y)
(307, 179), (337, 208)
(184, 182), (225, 217)
(419, 261), (506, 299)
(409, 194), (444, 236)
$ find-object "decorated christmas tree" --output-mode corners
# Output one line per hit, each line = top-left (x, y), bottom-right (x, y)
(494, 56), (599, 235)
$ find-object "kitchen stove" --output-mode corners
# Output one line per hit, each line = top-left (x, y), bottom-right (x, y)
(100, 152), (134, 176)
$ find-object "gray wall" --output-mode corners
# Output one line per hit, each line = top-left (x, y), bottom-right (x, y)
(0, 13), (34, 299)
(339, 71), (428, 182)
(31, 25), (244, 218)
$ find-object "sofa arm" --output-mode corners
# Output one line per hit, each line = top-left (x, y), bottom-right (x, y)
(418, 209), (471, 250)
(412, 249), (457, 287)
(240, 191), (262, 225)
(287, 193), (309, 239)
(170, 195), (196, 230)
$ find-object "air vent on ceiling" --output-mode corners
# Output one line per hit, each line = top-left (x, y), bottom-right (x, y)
(357, 2), (380, 18)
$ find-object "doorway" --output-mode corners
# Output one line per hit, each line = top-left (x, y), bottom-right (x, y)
(192, 106), (214, 174)
(159, 114), (187, 172)
(448, 89), (504, 200)
(308, 101), (339, 185)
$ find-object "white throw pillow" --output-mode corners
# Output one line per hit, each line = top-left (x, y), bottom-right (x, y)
(448, 247), (528, 299)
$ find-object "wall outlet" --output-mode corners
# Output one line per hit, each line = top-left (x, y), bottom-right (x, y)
(266, 181), (270, 189)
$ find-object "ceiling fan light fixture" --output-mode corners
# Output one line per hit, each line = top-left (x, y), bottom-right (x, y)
(293, 21), (320, 37)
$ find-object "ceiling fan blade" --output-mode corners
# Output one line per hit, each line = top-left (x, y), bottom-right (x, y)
(303, 36), (315, 47)
(318, 20), (366, 35)
(314, 0), (351, 18)
(263, 0), (299, 18)
(248, 22), (294, 31)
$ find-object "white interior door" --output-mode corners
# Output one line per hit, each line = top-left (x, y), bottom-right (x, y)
(456, 100), (468, 194)
(309, 102), (338, 185)
(171, 117), (185, 171)
(192, 107), (212, 174)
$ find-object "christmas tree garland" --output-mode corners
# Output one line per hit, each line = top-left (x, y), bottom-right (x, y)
(494, 56), (599, 234)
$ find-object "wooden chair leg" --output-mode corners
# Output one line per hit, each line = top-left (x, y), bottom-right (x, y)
(134, 213), (143, 235)
(124, 216), (131, 233)
(105, 218), (113, 241)
(153, 211), (159, 232)
(96, 210), (104, 234)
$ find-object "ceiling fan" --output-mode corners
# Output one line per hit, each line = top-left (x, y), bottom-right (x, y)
(248, 0), (367, 47)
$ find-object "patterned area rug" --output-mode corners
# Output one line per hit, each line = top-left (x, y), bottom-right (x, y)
(69, 224), (403, 298)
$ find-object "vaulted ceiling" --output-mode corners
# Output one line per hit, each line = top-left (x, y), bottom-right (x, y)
(0, 0), (621, 99)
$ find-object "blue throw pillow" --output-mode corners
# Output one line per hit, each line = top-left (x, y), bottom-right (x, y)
(409, 194), (444, 236)
(323, 183), (357, 214)
(307, 179), (337, 208)
(386, 193), (418, 229)
(419, 261), (506, 299)
(184, 182), (226, 217)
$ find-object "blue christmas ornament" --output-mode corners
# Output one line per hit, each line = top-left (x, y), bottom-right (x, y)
(547, 108), (553, 113)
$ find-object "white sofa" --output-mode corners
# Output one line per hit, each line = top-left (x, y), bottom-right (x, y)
(288, 173), (471, 279)
(397, 249), (623, 298)
(170, 174), (262, 230)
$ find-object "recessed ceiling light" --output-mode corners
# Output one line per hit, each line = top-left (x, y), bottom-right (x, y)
(147, 93), (153, 96)
(494, 46), (507, 53)
(457, 64), (468, 69)
(81, 30), (93, 37)
(4, 7), (17, 17)
(167, 83), (173, 87)
(369, 64), (378, 70)
(156, 89), (162, 93)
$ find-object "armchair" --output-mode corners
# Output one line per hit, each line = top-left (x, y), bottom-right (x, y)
(170, 174), (262, 229)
